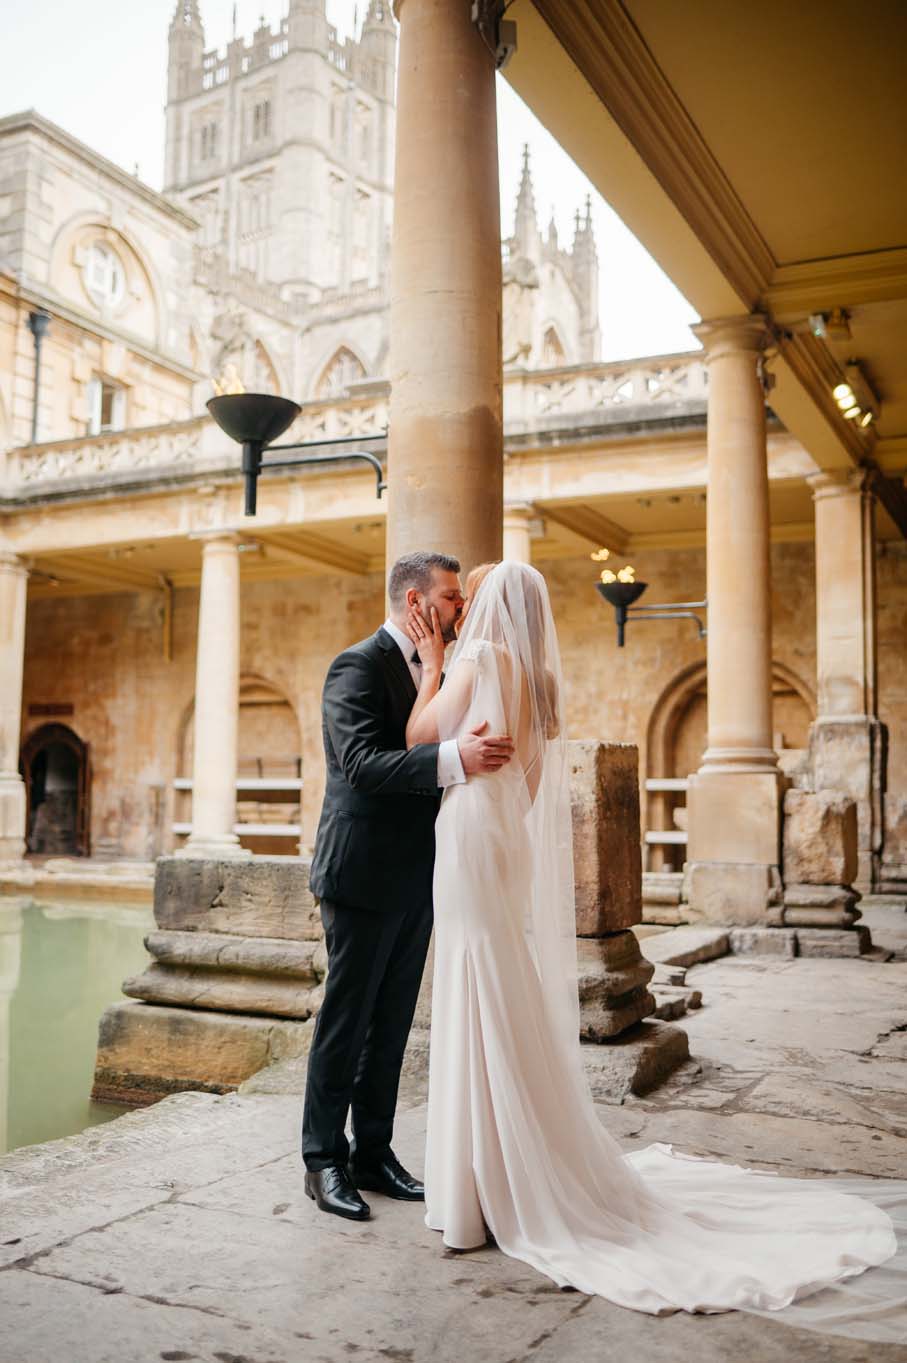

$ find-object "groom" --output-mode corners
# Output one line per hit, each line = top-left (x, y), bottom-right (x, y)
(303, 550), (514, 1220)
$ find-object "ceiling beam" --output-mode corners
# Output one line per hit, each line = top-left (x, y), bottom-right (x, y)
(260, 530), (371, 576)
(31, 554), (161, 593)
(538, 502), (630, 554)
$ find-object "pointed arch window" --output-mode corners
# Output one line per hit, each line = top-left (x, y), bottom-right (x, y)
(542, 325), (566, 368)
(315, 347), (367, 398)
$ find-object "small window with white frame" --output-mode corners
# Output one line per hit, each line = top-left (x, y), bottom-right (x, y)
(87, 377), (126, 436)
(86, 242), (125, 309)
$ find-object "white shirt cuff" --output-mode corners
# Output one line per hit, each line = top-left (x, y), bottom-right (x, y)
(437, 738), (466, 788)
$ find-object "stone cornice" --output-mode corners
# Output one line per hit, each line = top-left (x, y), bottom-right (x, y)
(763, 248), (907, 319)
(0, 111), (198, 230)
(532, 0), (776, 308)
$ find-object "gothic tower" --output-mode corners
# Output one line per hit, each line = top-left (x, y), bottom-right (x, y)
(163, 0), (395, 303)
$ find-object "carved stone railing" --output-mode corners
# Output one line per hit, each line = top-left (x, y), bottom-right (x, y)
(3, 354), (706, 494)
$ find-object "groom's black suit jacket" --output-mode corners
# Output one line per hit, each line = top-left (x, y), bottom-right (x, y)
(309, 627), (443, 914)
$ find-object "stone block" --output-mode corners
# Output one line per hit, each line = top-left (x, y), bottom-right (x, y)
(145, 929), (326, 979)
(569, 740), (642, 935)
(153, 855), (321, 940)
(685, 860), (782, 927)
(122, 963), (325, 1019)
(638, 924), (730, 967)
(576, 930), (654, 1040)
(782, 788), (858, 886)
(795, 925), (873, 958)
(729, 927), (797, 957)
(582, 1020), (690, 1103)
(687, 770), (782, 865)
(780, 882), (861, 928)
(92, 1000), (313, 1105)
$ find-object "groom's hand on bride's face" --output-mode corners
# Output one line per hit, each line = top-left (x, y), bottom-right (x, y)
(458, 720), (515, 775)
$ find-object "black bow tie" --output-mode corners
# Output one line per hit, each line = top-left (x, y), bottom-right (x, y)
(409, 652), (422, 667)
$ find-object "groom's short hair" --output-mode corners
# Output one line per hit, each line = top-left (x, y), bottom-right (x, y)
(388, 551), (461, 607)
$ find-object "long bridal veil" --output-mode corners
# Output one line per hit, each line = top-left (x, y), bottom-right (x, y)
(427, 561), (905, 1341)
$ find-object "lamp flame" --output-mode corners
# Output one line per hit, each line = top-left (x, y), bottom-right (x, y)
(600, 568), (617, 584)
(590, 547), (610, 562)
(617, 565), (636, 583)
(212, 363), (246, 397)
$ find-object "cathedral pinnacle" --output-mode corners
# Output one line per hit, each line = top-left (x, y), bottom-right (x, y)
(364, 0), (395, 25)
(512, 143), (539, 256)
(170, 0), (202, 31)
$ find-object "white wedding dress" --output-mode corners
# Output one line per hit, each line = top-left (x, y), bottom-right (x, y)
(423, 562), (901, 1331)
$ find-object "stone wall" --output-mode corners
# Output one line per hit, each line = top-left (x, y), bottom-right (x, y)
(18, 539), (907, 861)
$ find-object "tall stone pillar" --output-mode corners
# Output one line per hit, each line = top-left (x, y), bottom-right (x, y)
(686, 316), (783, 923)
(0, 552), (29, 863)
(503, 504), (533, 563)
(177, 533), (249, 860)
(807, 469), (883, 889)
(387, 0), (503, 576)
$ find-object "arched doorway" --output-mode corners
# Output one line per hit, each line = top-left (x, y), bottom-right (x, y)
(20, 725), (91, 857)
(645, 662), (815, 872)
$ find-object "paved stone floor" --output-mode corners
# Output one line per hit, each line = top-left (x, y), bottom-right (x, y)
(1, 901), (905, 1363)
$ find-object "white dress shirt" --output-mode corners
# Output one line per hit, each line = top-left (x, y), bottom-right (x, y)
(382, 618), (466, 788)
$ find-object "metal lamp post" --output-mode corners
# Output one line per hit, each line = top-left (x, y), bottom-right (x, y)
(206, 392), (387, 516)
(27, 310), (51, 444)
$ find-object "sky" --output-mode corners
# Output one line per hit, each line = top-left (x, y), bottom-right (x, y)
(1, 0), (699, 360)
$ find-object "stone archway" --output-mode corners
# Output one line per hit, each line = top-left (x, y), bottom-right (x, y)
(645, 661), (815, 871)
(175, 675), (302, 855)
(20, 724), (91, 857)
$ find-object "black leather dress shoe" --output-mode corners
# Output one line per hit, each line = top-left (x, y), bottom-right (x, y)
(305, 1165), (371, 1220)
(349, 1151), (425, 1201)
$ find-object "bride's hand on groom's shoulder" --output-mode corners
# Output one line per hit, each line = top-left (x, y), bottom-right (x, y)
(406, 605), (445, 675)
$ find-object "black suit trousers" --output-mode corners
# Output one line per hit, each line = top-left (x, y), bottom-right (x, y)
(301, 895), (433, 1171)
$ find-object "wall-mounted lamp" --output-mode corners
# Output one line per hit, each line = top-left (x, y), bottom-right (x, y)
(831, 361), (879, 430)
(206, 390), (387, 516)
(592, 549), (707, 647)
(809, 307), (851, 343)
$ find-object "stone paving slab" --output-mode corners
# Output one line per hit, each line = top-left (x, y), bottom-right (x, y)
(3, 906), (907, 1361)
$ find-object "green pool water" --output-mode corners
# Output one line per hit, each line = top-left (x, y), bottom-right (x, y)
(0, 895), (154, 1156)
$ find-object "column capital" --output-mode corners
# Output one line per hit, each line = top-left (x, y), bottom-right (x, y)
(807, 467), (875, 503)
(691, 313), (771, 361)
(0, 550), (28, 579)
(503, 501), (535, 522)
(189, 529), (243, 548)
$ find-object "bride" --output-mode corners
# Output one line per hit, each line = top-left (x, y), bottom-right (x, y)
(403, 559), (896, 1317)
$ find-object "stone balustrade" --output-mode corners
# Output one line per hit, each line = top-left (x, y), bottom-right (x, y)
(3, 352), (707, 495)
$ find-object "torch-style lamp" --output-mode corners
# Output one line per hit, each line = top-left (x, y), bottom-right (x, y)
(592, 550), (706, 647)
(207, 391), (387, 516)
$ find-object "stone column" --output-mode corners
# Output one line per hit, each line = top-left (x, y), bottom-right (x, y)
(807, 469), (882, 888)
(503, 504), (533, 563)
(177, 533), (249, 860)
(0, 552), (29, 863)
(387, 0), (503, 576)
(686, 316), (783, 923)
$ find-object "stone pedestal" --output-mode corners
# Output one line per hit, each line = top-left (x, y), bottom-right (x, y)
(0, 552), (28, 864)
(93, 857), (321, 1105)
(880, 794), (907, 894)
(808, 716), (884, 892)
(569, 739), (687, 1091)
